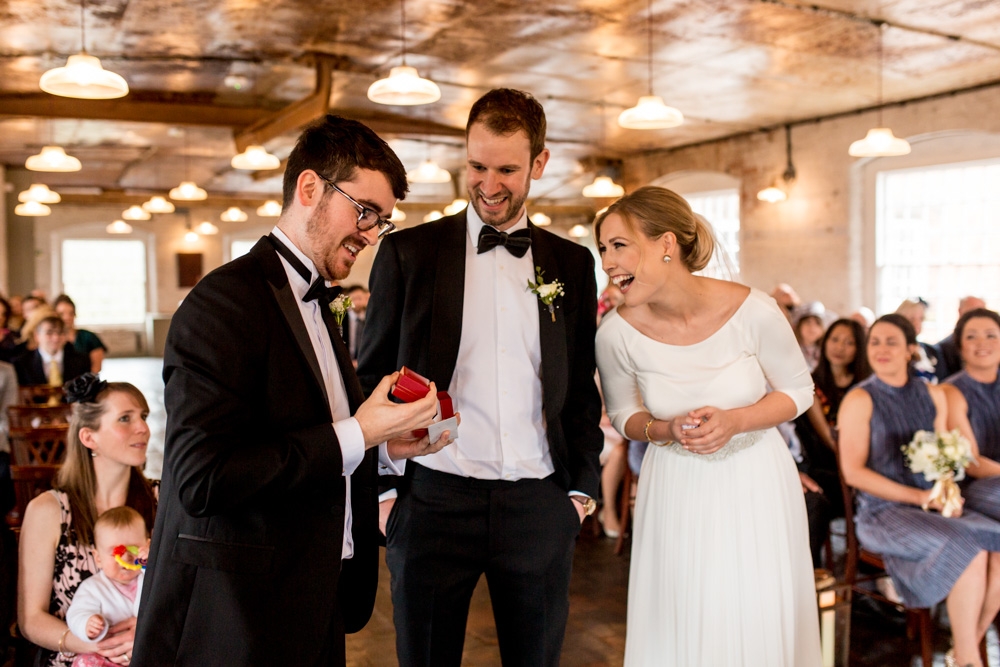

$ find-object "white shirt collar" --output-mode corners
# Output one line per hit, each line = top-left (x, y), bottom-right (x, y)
(39, 346), (63, 365)
(466, 203), (530, 247)
(271, 226), (328, 297)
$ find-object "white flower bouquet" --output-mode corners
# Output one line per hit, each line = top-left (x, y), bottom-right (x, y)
(901, 429), (974, 518)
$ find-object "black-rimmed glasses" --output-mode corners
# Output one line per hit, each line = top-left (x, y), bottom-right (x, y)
(316, 173), (396, 238)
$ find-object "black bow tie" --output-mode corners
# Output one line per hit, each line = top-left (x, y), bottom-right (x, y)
(477, 226), (531, 258)
(268, 233), (342, 304)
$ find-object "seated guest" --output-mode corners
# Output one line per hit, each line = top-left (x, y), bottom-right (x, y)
(938, 296), (987, 378)
(839, 314), (1000, 667)
(896, 297), (946, 383)
(20, 294), (47, 324)
(14, 315), (90, 387)
(54, 295), (107, 373)
(849, 306), (875, 332)
(793, 302), (827, 371)
(943, 308), (1000, 523)
(770, 282), (801, 322)
(17, 375), (157, 666)
(6, 295), (25, 335)
(0, 297), (18, 361)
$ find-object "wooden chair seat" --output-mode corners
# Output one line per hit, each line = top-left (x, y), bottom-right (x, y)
(9, 426), (69, 466)
(17, 385), (65, 406)
(7, 404), (73, 431)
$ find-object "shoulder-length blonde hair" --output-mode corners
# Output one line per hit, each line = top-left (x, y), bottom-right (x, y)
(594, 186), (715, 272)
(55, 382), (156, 546)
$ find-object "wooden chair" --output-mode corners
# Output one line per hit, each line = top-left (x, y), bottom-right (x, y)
(5, 465), (59, 531)
(7, 404), (73, 431)
(9, 426), (69, 466)
(17, 385), (65, 406)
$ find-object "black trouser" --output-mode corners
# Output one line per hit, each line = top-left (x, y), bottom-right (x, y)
(386, 464), (581, 667)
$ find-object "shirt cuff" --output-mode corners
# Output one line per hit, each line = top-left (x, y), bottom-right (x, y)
(379, 489), (399, 502)
(378, 443), (406, 476)
(333, 418), (365, 476)
(568, 491), (590, 500)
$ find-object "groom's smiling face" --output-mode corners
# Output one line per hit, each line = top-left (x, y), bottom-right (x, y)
(306, 168), (395, 281)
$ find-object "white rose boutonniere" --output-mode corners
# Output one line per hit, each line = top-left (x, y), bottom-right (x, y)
(527, 266), (565, 322)
(329, 293), (353, 335)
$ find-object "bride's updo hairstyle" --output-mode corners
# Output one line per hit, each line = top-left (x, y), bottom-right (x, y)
(594, 186), (715, 272)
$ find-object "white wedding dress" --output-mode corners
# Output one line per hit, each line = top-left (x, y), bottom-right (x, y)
(596, 288), (821, 667)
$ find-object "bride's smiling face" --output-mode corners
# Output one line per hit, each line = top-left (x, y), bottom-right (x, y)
(598, 213), (665, 307)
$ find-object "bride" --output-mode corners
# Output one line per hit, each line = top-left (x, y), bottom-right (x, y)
(595, 187), (821, 666)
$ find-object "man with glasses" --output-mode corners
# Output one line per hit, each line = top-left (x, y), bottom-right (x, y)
(135, 115), (452, 667)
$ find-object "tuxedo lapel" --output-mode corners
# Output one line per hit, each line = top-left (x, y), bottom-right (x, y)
(529, 225), (568, 417)
(256, 240), (330, 407)
(428, 212), (468, 388)
(320, 305), (366, 414)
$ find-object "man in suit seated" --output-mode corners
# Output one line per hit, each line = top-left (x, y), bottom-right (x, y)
(13, 315), (89, 387)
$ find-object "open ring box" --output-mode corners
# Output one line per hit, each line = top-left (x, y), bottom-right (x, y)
(390, 366), (459, 442)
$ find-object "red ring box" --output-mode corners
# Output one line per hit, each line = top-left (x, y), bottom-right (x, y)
(390, 367), (455, 438)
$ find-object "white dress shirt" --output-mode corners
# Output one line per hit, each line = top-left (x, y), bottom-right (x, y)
(38, 346), (64, 375)
(271, 228), (402, 558)
(416, 208), (554, 481)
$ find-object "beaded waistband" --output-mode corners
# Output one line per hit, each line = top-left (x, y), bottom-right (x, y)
(656, 429), (766, 461)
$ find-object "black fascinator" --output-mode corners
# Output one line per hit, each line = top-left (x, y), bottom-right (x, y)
(65, 373), (108, 404)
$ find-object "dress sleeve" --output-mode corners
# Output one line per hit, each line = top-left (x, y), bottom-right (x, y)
(595, 317), (645, 438)
(749, 293), (815, 417)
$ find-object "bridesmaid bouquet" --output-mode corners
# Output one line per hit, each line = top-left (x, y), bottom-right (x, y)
(902, 429), (974, 518)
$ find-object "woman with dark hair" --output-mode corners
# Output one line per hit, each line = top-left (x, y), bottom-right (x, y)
(54, 295), (107, 373)
(839, 314), (1000, 667)
(18, 374), (156, 666)
(0, 296), (18, 360)
(596, 186), (819, 665)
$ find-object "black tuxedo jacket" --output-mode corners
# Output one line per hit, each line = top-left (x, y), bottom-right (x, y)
(358, 211), (604, 497)
(13, 343), (90, 386)
(134, 238), (379, 666)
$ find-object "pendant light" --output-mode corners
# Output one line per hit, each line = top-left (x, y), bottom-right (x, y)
(195, 221), (219, 235)
(39, 0), (128, 99)
(443, 198), (468, 216)
(757, 125), (797, 203)
(257, 200), (282, 217)
(389, 206), (406, 223)
(849, 21), (910, 158)
(142, 195), (175, 214)
(184, 230), (200, 243)
(18, 184), (61, 204)
(122, 204), (151, 221)
(231, 145), (280, 170)
(106, 219), (133, 234)
(618, 0), (683, 130)
(220, 206), (248, 222)
(406, 159), (451, 184)
(569, 224), (590, 238)
(582, 175), (625, 198)
(170, 130), (209, 201)
(368, 0), (441, 106)
(531, 212), (552, 227)
(26, 145), (82, 172)
(423, 210), (443, 222)
(14, 201), (52, 217)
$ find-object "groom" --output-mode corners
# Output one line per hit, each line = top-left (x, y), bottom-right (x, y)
(358, 88), (604, 666)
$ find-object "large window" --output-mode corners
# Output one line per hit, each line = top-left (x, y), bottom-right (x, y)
(61, 239), (147, 326)
(683, 189), (741, 278)
(876, 158), (1000, 341)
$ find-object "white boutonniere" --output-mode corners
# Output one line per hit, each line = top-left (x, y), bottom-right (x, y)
(527, 266), (565, 322)
(329, 293), (353, 334)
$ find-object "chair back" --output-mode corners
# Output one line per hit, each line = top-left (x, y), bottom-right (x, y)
(7, 404), (73, 431)
(5, 464), (60, 531)
(18, 385), (66, 405)
(9, 426), (69, 466)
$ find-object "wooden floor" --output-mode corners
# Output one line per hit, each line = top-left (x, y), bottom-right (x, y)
(105, 358), (999, 667)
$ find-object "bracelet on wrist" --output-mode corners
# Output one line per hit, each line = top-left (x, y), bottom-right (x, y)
(643, 418), (668, 446)
(58, 628), (76, 659)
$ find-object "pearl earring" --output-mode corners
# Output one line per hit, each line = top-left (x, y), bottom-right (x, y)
(662, 254), (671, 263)
(91, 451), (97, 458)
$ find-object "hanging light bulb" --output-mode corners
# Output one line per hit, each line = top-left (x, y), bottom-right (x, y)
(39, 0), (128, 99)
(184, 230), (200, 243)
(220, 206), (248, 222)
(25, 145), (82, 172)
(14, 200), (52, 216)
(231, 145), (281, 170)
(618, 0), (683, 130)
(423, 210), (443, 222)
(195, 221), (220, 235)
(122, 205), (151, 221)
(443, 198), (468, 216)
(169, 181), (207, 201)
(390, 206), (407, 223)
(257, 200), (282, 217)
(582, 175), (625, 198)
(757, 125), (797, 203)
(106, 219), (133, 234)
(18, 184), (61, 204)
(849, 22), (911, 158)
(142, 195), (175, 213)
(368, 0), (440, 105)
(569, 224), (590, 238)
(531, 212), (552, 226)
(406, 159), (451, 184)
